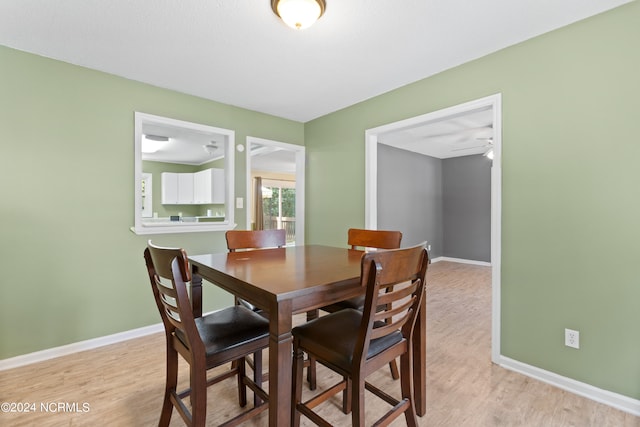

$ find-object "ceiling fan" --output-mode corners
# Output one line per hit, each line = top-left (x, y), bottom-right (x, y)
(203, 141), (220, 155)
(451, 137), (493, 152)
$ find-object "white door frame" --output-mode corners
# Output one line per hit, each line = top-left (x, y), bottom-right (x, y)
(245, 136), (306, 246)
(364, 93), (502, 362)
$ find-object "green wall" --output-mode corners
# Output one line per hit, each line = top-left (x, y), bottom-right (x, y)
(304, 2), (640, 399)
(0, 45), (303, 359)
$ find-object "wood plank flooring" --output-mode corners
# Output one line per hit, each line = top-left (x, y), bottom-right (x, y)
(1, 261), (637, 426)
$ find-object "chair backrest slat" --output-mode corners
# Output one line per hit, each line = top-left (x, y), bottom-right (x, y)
(226, 229), (286, 252)
(156, 280), (182, 325)
(375, 294), (415, 323)
(376, 281), (417, 306)
(144, 241), (203, 353)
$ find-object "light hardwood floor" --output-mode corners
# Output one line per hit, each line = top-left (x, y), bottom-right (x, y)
(1, 261), (638, 426)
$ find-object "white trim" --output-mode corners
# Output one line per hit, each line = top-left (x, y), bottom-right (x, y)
(245, 136), (306, 245)
(498, 356), (640, 417)
(365, 93), (502, 363)
(364, 131), (378, 229)
(490, 94), (503, 364)
(0, 323), (163, 371)
(432, 256), (491, 267)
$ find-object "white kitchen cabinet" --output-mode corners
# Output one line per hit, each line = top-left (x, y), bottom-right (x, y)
(161, 172), (194, 204)
(162, 169), (224, 205)
(194, 168), (225, 204)
(161, 172), (179, 204)
(177, 173), (194, 204)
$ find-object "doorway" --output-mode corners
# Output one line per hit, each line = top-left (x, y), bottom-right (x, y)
(364, 94), (502, 362)
(245, 137), (306, 246)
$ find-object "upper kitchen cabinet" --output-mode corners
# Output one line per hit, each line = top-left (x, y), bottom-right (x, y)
(161, 168), (224, 205)
(194, 168), (225, 204)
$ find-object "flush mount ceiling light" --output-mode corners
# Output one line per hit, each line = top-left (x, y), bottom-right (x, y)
(142, 134), (169, 154)
(271, 0), (326, 30)
(144, 134), (169, 142)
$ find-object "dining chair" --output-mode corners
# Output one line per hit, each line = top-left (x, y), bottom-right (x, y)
(291, 243), (429, 427)
(319, 228), (403, 382)
(226, 228), (287, 252)
(320, 228), (403, 314)
(312, 228), (401, 413)
(144, 241), (269, 427)
(225, 228), (287, 312)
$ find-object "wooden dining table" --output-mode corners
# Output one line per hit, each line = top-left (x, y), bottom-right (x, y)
(188, 244), (426, 427)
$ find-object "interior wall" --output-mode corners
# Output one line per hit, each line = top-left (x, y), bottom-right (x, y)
(377, 144), (443, 252)
(304, 2), (640, 400)
(377, 145), (490, 262)
(442, 155), (491, 262)
(0, 44), (304, 359)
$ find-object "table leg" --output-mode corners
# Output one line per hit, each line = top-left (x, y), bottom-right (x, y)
(269, 300), (293, 427)
(190, 270), (203, 318)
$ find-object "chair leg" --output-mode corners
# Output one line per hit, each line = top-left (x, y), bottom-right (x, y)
(253, 350), (263, 406)
(305, 310), (318, 390)
(307, 355), (317, 390)
(291, 341), (305, 427)
(400, 352), (418, 427)
(389, 358), (400, 380)
(237, 357), (247, 407)
(350, 374), (366, 427)
(342, 377), (352, 414)
(190, 362), (208, 427)
(159, 344), (177, 427)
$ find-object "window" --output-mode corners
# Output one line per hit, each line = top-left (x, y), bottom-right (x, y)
(262, 179), (295, 243)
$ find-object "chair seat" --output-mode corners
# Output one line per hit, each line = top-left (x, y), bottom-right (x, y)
(319, 295), (365, 313)
(236, 298), (262, 313)
(292, 308), (402, 372)
(175, 306), (269, 361)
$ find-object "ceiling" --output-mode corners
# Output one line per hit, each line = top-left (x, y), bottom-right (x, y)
(142, 105), (495, 165)
(0, 0), (631, 124)
(251, 145), (297, 174)
(141, 118), (298, 170)
(379, 107), (494, 159)
(141, 121), (227, 165)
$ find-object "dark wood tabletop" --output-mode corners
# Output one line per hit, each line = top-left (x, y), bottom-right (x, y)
(189, 244), (426, 426)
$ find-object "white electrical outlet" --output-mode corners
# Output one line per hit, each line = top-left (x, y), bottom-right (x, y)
(565, 328), (580, 349)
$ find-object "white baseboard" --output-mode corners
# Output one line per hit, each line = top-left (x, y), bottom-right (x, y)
(431, 256), (491, 266)
(498, 355), (640, 417)
(0, 323), (163, 371)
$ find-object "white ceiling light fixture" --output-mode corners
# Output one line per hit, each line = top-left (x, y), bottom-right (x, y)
(142, 134), (169, 154)
(271, 0), (326, 30)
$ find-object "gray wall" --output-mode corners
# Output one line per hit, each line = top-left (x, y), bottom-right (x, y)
(442, 155), (492, 262)
(378, 144), (443, 253)
(378, 144), (491, 262)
